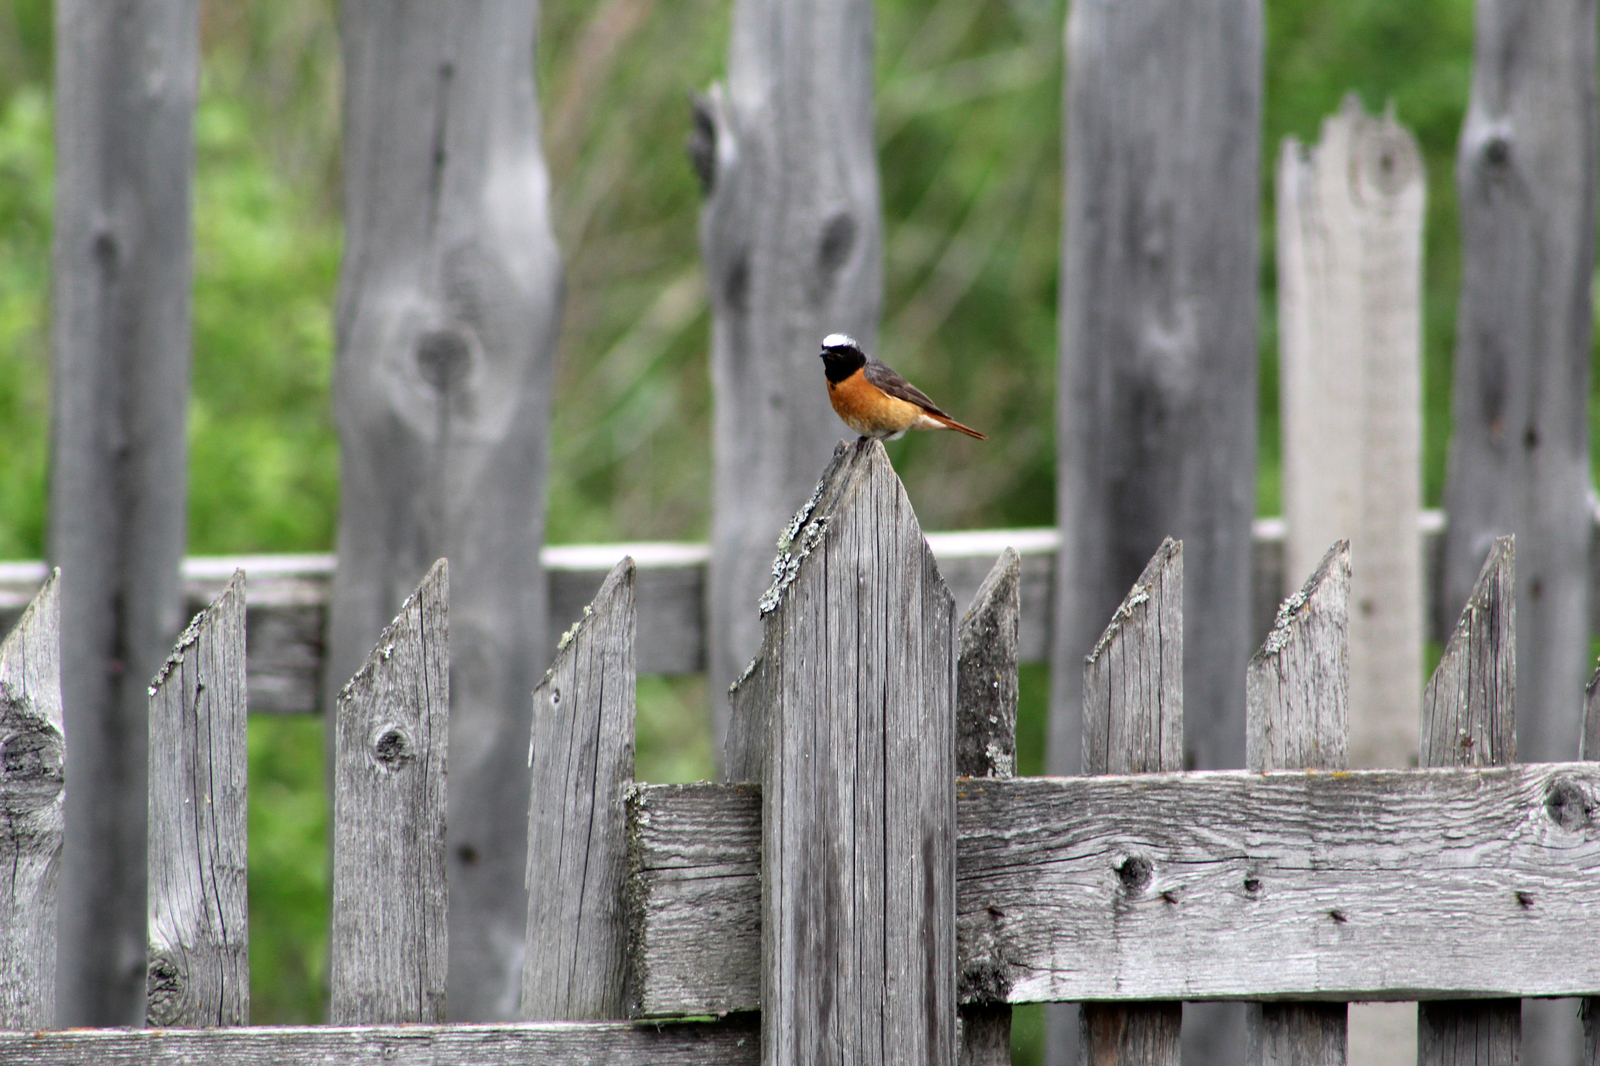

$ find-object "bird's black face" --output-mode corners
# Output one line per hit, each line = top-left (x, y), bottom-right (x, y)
(819, 334), (866, 384)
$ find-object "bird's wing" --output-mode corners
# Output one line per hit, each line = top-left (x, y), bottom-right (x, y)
(863, 359), (950, 417)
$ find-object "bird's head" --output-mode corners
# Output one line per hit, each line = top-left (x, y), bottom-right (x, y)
(819, 333), (866, 383)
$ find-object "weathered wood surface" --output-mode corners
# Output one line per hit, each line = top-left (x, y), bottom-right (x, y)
(145, 572), (248, 1027)
(1245, 543), (1350, 1064)
(331, 0), (562, 1020)
(1277, 102), (1424, 771)
(0, 1016), (760, 1065)
(1246, 543), (1349, 774)
(330, 561), (450, 1025)
(1439, 0), (1597, 770)
(49, 0), (197, 1026)
(957, 548), (1021, 780)
(956, 550), (1020, 1065)
(624, 762), (1600, 1015)
(1419, 536), (1519, 1063)
(522, 559), (635, 1020)
(1079, 541), (1184, 1066)
(0, 574), (62, 1029)
(699, 0), (884, 760)
(756, 439), (955, 1065)
(1422, 537), (1514, 768)
(1586, 672), (1600, 1066)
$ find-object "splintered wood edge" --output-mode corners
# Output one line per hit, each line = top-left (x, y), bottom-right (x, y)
(1253, 541), (1348, 662)
(1085, 538), (1181, 666)
(757, 439), (880, 616)
(0, 569), (60, 724)
(547, 557), (636, 679)
(149, 570), (246, 695)
(1422, 535), (1513, 768)
(336, 559), (448, 708)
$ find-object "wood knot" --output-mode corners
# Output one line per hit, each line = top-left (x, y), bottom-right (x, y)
(416, 327), (473, 396)
(370, 725), (415, 772)
(0, 725), (64, 810)
(1114, 853), (1153, 894)
(1545, 778), (1589, 832)
(145, 954), (185, 1026)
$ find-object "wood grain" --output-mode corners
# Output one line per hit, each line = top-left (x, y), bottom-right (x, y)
(522, 559), (635, 1020)
(1439, 0), (1597, 768)
(1080, 540), (1184, 1066)
(330, 560), (450, 1024)
(756, 439), (955, 1066)
(145, 572), (248, 1027)
(0, 574), (62, 1029)
(624, 763), (1600, 1014)
(1420, 536), (1518, 1063)
(1246, 542), (1350, 1063)
(49, 0), (197, 1025)
(0, 1016), (760, 1065)
(330, 0), (562, 1020)
(957, 550), (1020, 1064)
(700, 0), (885, 761)
(1277, 102), (1425, 771)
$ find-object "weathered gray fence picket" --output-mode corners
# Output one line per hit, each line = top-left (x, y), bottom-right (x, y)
(145, 570), (249, 1028)
(0, 572), (61, 1031)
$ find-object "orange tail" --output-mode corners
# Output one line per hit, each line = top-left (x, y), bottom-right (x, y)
(931, 412), (986, 440)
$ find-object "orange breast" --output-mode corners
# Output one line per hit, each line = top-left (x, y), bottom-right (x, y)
(827, 370), (923, 437)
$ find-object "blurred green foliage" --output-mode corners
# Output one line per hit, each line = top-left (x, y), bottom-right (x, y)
(0, 0), (1589, 1041)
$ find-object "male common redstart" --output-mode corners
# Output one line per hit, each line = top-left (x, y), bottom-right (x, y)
(818, 333), (986, 441)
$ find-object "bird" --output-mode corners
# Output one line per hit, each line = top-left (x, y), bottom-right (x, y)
(817, 334), (986, 441)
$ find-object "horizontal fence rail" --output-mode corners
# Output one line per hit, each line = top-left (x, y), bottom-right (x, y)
(624, 764), (1600, 1016)
(12, 507), (1600, 713)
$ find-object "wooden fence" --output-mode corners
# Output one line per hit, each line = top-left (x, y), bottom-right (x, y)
(3, 441), (1599, 1065)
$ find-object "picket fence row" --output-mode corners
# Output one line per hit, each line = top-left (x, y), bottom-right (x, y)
(1, 440), (1598, 1065)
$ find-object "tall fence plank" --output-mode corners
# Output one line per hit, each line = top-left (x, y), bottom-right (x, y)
(1277, 101), (1425, 771)
(1245, 542), (1350, 1065)
(1080, 540), (1183, 1066)
(1440, 0), (1597, 769)
(522, 559), (636, 1020)
(699, 0), (884, 760)
(0, 574), (62, 1029)
(1587, 666), (1600, 1066)
(956, 549), (1020, 1066)
(757, 439), (954, 1066)
(49, 0), (197, 1026)
(1419, 537), (1519, 1065)
(1053, 0), (1263, 1048)
(145, 572), (248, 1027)
(330, 560), (450, 1025)
(330, 0), (562, 1020)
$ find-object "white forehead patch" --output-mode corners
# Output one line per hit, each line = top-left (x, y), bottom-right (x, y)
(821, 333), (858, 350)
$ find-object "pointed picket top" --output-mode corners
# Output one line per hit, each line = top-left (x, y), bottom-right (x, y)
(1247, 541), (1350, 772)
(958, 547), (1021, 779)
(1422, 536), (1514, 768)
(330, 559), (450, 1025)
(0, 571), (62, 1029)
(146, 570), (249, 1027)
(1083, 538), (1183, 775)
(523, 557), (636, 1021)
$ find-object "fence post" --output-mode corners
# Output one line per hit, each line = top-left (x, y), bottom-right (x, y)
(756, 439), (954, 1065)
(1440, 0), (1596, 768)
(1277, 100), (1425, 770)
(1079, 538), (1184, 1066)
(330, 1), (562, 1020)
(956, 549), (1020, 1066)
(521, 559), (635, 1020)
(699, 0), (884, 763)
(0, 573), (62, 1029)
(145, 572), (248, 1027)
(49, 0), (197, 1026)
(1244, 543), (1350, 1065)
(330, 560), (450, 1024)
(1418, 537), (1519, 1065)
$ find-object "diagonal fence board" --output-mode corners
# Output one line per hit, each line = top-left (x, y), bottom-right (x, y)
(625, 763), (1600, 1015)
(523, 559), (636, 1021)
(146, 571), (250, 1027)
(0, 573), (62, 1030)
(0, 1016), (760, 1065)
(330, 560), (450, 1025)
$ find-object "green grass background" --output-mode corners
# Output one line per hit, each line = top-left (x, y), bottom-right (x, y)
(1, 0), (1596, 1054)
